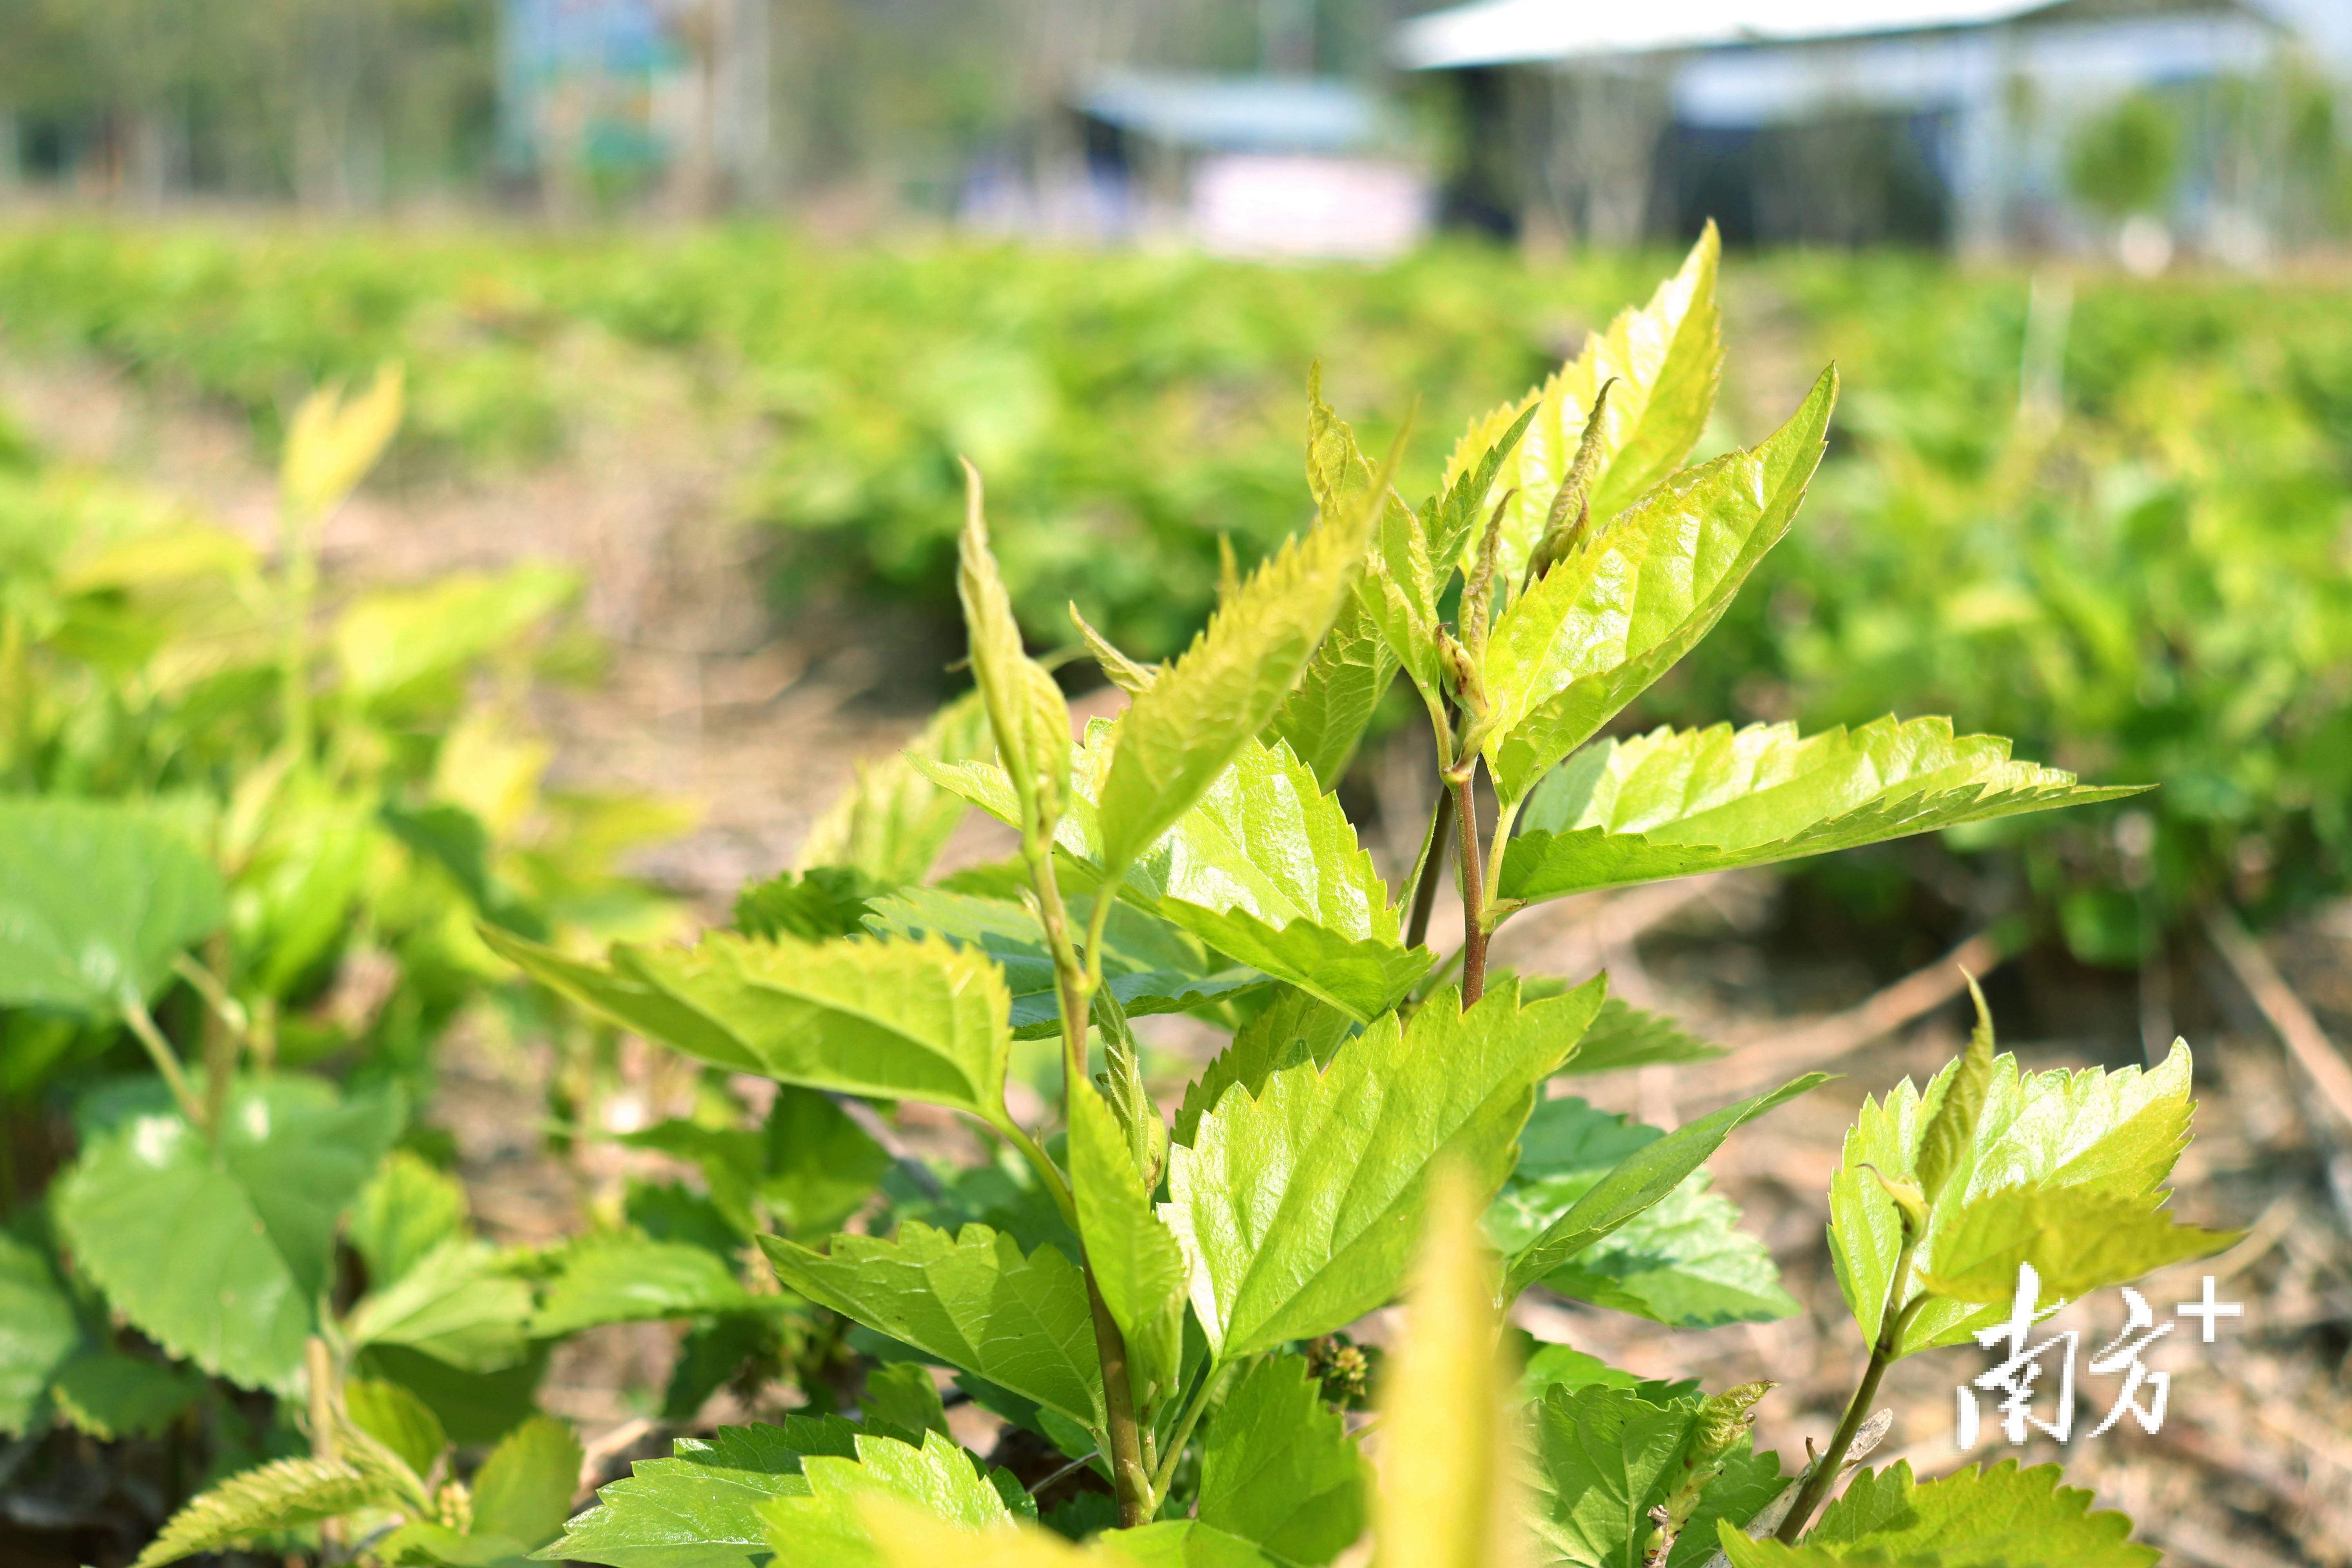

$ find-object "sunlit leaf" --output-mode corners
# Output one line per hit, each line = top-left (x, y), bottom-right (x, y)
(1167, 978), (1601, 1361)
(1489, 1099), (1797, 1328)
(1831, 1040), (2230, 1359)
(1479, 370), (1836, 807)
(1501, 1076), (1826, 1301)
(801, 692), (994, 887)
(1714, 1460), (2156, 1567)
(1097, 495), (1374, 878)
(546, 1415), (867, 1568)
(1068, 1083), (1187, 1406)
(1503, 718), (2144, 905)
(485, 927), (1014, 1126)
(1441, 226), (1721, 585)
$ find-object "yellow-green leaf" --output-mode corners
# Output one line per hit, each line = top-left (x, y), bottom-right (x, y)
(960, 461), (1071, 849)
(485, 927), (1013, 1125)
(1371, 1166), (1519, 1568)
(1097, 494), (1374, 878)
(282, 364), (403, 519)
(1479, 369), (1835, 807)
(1440, 225), (1721, 586)
(1165, 978), (1600, 1362)
(1502, 717), (2143, 905)
(1068, 1084), (1187, 1407)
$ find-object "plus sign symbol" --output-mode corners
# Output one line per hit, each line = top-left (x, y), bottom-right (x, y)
(2174, 1275), (2244, 1343)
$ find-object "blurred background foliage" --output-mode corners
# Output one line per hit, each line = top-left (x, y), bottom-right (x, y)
(3, 223), (2346, 975)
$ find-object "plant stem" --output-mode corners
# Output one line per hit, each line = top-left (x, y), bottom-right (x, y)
(1454, 771), (1490, 1006)
(120, 993), (207, 1134)
(1022, 837), (1153, 1528)
(182, 945), (245, 1141)
(1403, 786), (1454, 953)
(307, 1334), (346, 1554)
(1776, 1237), (1917, 1543)
(1086, 1273), (1153, 1526)
(998, 1116), (1076, 1228)
(1150, 1357), (1241, 1502)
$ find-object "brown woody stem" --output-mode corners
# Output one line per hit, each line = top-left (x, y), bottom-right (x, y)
(1086, 1272), (1153, 1525)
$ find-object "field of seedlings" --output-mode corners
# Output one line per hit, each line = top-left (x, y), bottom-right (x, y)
(2, 222), (2349, 1568)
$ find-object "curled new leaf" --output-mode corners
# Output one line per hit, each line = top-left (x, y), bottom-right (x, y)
(960, 461), (1071, 849)
(1914, 977), (1996, 1205)
(1479, 370), (1836, 807)
(1441, 225), (1721, 587)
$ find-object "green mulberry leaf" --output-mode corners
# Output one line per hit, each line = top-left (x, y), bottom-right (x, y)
(867, 885), (1258, 1040)
(49, 1351), (199, 1441)
(0, 1232), (78, 1436)
(345, 1377), (449, 1483)
(760, 1222), (1105, 1438)
(546, 1415), (866, 1568)
(1096, 490), (1374, 880)
(349, 1149), (471, 1291)
(472, 1414), (585, 1550)
(759, 1428), (1028, 1568)
(527, 1236), (763, 1337)
(0, 798), (225, 1014)
(485, 927), (1014, 1127)
(1499, 1076), (1826, 1301)
(54, 1076), (399, 1390)
(930, 730), (1427, 1021)
(1526, 1382), (1782, 1568)
(1173, 986), (1354, 1147)
(1441, 227), (1722, 589)
(1551, 998), (1724, 1076)
(1831, 1042), (2234, 1359)
(1479, 370), (1835, 808)
(736, 867), (884, 941)
(1196, 1355), (1368, 1566)
(1068, 1083), (1187, 1407)
(347, 1238), (535, 1370)
(1489, 1101), (1797, 1327)
(1165, 978), (1601, 1362)
(1910, 1185), (2239, 1305)
(1713, 1460), (2156, 1567)
(1502, 718), (2144, 906)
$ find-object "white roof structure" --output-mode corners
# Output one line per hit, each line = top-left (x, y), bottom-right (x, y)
(1393, 0), (2229, 69)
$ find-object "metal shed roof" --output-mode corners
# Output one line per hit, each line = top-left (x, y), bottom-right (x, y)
(1392, 0), (2245, 69)
(1077, 72), (1386, 154)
